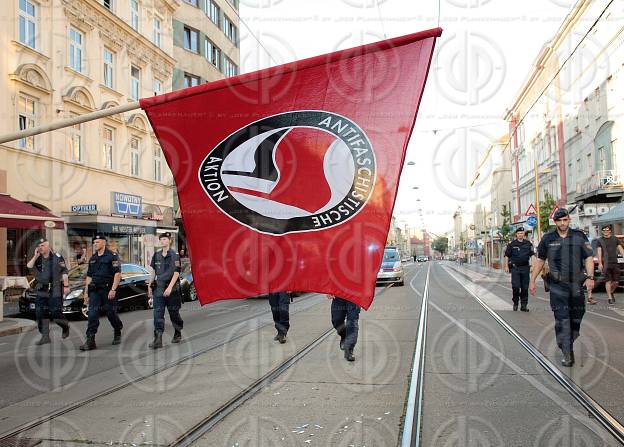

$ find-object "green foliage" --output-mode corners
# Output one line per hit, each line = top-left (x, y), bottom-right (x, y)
(540, 191), (557, 233)
(432, 237), (449, 255)
(500, 204), (512, 242)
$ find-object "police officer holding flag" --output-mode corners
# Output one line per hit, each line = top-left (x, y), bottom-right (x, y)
(26, 238), (70, 345)
(504, 227), (534, 312)
(529, 208), (594, 367)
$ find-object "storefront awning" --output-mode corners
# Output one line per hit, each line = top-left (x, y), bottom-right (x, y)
(593, 202), (624, 225)
(0, 194), (64, 229)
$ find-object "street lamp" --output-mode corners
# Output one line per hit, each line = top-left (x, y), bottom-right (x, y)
(534, 160), (552, 241)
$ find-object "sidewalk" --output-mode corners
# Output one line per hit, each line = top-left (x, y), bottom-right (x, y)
(0, 317), (36, 337)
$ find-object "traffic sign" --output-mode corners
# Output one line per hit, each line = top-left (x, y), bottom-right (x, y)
(525, 203), (537, 216)
(526, 215), (538, 228)
(549, 206), (560, 220)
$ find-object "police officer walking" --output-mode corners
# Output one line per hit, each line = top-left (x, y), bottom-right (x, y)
(268, 292), (290, 344)
(328, 295), (361, 362)
(80, 235), (123, 351)
(148, 232), (184, 349)
(26, 238), (70, 345)
(529, 208), (594, 367)
(504, 227), (535, 312)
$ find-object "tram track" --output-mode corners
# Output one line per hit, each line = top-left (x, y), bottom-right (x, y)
(0, 293), (325, 443)
(443, 263), (624, 445)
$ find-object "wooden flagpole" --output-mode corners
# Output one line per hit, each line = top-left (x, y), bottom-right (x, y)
(0, 101), (140, 145)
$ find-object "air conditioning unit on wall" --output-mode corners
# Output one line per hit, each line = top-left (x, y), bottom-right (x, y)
(597, 205), (611, 215)
(584, 205), (597, 216)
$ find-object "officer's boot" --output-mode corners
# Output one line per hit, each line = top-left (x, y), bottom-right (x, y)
(339, 336), (345, 351)
(513, 303), (518, 311)
(344, 347), (355, 362)
(79, 336), (96, 351)
(561, 351), (574, 367)
(520, 305), (529, 312)
(36, 334), (51, 346)
(149, 332), (163, 349)
(276, 333), (287, 344)
(61, 324), (70, 339)
(112, 331), (122, 345)
(172, 330), (182, 344)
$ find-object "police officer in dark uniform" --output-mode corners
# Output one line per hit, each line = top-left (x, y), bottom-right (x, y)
(268, 292), (290, 344)
(504, 227), (535, 312)
(80, 234), (123, 351)
(148, 232), (184, 349)
(26, 238), (70, 345)
(530, 208), (594, 367)
(328, 295), (361, 362)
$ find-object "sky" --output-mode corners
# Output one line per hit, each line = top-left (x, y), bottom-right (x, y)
(238, 0), (576, 235)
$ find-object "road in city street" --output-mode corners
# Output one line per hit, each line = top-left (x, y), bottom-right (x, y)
(3, 261), (624, 445)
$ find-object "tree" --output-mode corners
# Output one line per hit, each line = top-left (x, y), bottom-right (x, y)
(500, 204), (512, 243)
(432, 237), (448, 256)
(539, 191), (557, 233)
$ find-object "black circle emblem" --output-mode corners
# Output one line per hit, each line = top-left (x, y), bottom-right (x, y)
(198, 110), (376, 235)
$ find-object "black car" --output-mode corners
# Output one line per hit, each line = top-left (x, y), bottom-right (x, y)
(179, 260), (197, 302)
(20, 263), (152, 319)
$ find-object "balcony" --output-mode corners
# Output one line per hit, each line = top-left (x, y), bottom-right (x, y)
(575, 170), (624, 203)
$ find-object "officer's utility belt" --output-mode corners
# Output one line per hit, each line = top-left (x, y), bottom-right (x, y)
(154, 279), (178, 288)
(510, 262), (529, 268)
(91, 282), (111, 290)
(37, 282), (53, 291)
(547, 272), (585, 284)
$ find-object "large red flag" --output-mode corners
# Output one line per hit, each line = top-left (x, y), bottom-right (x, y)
(141, 28), (441, 309)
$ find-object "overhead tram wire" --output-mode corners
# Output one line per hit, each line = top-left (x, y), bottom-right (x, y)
(500, 0), (616, 154)
(374, 0), (388, 39)
(227, 3), (279, 68)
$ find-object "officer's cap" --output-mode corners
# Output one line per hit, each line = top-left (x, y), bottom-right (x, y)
(515, 227), (525, 233)
(159, 232), (172, 239)
(37, 237), (48, 244)
(92, 234), (107, 242)
(601, 224), (613, 231)
(552, 208), (569, 221)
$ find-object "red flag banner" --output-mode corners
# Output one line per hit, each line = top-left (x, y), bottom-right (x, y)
(141, 28), (441, 309)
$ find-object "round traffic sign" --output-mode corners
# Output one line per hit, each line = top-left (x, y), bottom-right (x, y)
(526, 215), (538, 227)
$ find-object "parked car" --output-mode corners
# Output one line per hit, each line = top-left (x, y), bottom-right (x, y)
(416, 255), (429, 262)
(20, 263), (152, 319)
(179, 261), (197, 302)
(377, 247), (405, 286)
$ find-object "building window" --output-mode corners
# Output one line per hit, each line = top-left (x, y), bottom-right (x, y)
(69, 113), (83, 162)
(153, 17), (161, 47)
(69, 27), (83, 72)
(18, 94), (36, 150)
(204, 38), (220, 68)
(183, 26), (199, 53)
(103, 0), (114, 11)
(131, 65), (140, 100)
(103, 126), (114, 169)
(130, 0), (139, 31)
(130, 137), (140, 176)
(18, 0), (37, 49)
(222, 15), (238, 45)
(103, 48), (114, 88)
(184, 73), (200, 88)
(222, 56), (238, 77)
(184, 0), (198, 5)
(153, 146), (162, 182)
(153, 78), (162, 96)
(205, 0), (219, 24)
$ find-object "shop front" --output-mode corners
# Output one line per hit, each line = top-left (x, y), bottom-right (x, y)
(0, 193), (65, 276)
(64, 215), (158, 268)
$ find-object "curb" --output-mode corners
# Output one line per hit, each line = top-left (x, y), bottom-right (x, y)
(0, 319), (37, 338)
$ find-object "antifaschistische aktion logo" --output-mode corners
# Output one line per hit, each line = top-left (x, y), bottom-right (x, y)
(198, 110), (377, 235)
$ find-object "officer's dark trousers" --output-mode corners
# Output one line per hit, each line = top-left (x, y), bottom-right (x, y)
(549, 281), (585, 354)
(511, 265), (530, 306)
(153, 284), (184, 334)
(35, 292), (68, 336)
(86, 288), (123, 337)
(268, 292), (290, 335)
(331, 298), (361, 349)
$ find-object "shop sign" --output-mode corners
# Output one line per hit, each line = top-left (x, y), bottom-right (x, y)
(98, 223), (155, 234)
(111, 192), (142, 216)
(71, 204), (97, 213)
